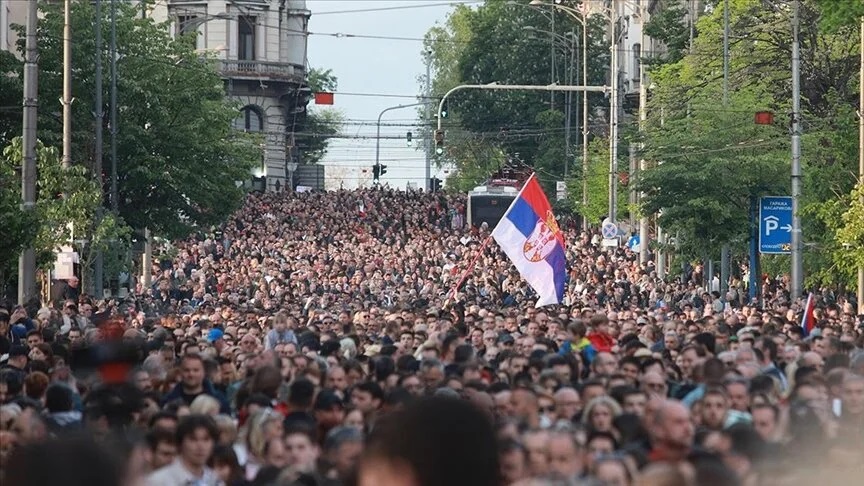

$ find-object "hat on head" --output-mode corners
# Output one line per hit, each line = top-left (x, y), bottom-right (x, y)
(634, 348), (653, 358)
(9, 345), (28, 358)
(314, 389), (344, 411)
(207, 329), (224, 343)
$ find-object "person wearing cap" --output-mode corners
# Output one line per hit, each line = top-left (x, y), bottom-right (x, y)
(1, 346), (28, 374)
(314, 389), (345, 441)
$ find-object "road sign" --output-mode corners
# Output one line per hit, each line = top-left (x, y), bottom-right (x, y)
(601, 220), (618, 239)
(759, 196), (793, 254)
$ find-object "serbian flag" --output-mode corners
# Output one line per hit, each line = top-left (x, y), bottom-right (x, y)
(491, 174), (566, 307)
(801, 292), (815, 336)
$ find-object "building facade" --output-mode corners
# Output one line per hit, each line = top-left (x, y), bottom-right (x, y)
(150, 0), (312, 192)
(0, 0), (27, 54)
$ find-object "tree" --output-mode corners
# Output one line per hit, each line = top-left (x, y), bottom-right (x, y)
(643, 0), (692, 66)
(423, 1), (610, 187)
(9, 1), (259, 240)
(300, 68), (344, 164)
(637, 0), (862, 286)
(0, 137), (128, 295)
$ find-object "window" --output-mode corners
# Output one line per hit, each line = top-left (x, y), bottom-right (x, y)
(633, 43), (641, 81)
(176, 15), (198, 37)
(239, 106), (262, 132)
(238, 16), (256, 60)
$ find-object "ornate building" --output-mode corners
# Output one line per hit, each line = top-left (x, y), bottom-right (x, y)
(150, 0), (312, 192)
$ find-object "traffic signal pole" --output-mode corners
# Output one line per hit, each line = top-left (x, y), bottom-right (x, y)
(375, 101), (428, 176)
(435, 83), (608, 132)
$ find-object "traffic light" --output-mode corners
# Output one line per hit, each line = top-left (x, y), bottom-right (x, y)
(441, 100), (449, 118)
(373, 163), (387, 181)
(434, 129), (445, 155)
(430, 177), (442, 193)
(406, 131), (413, 146)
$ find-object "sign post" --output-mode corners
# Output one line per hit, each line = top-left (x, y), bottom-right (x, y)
(759, 196), (793, 254)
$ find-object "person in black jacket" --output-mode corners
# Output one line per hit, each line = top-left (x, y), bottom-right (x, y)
(161, 353), (230, 414)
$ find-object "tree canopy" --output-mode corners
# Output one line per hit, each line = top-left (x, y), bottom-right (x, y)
(8, 1), (260, 239)
(636, 0), (862, 286)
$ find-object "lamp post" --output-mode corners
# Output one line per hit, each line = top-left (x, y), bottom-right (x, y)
(524, 26), (580, 181)
(529, 0), (591, 230)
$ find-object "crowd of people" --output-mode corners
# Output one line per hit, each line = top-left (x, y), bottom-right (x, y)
(1, 187), (863, 486)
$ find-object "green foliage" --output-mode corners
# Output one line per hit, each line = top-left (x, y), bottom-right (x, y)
(643, 0), (692, 65)
(301, 68), (343, 165)
(567, 136), (618, 225)
(813, 0), (864, 31)
(8, 1), (259, 240)
(638, 0), (862, 287)
(0, 137), (130, 292)
(835, 182), (864, 267)
(423, 0), (610, 185)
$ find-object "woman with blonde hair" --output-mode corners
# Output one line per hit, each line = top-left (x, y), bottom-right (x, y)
(582, 396), (623, 433)
(241, 408), (284, 481)
(189, 394), (221, 416)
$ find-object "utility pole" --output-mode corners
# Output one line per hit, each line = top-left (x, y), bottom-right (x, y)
(93, 0), (105, 298)
(62, 0), (72, 169)
(790, 0), (803, 300)
(18, 0), (38, 304)
(564, 32), (575, 179)
(858, 15), (864, 313)
(550, 12), (555, 108)
(142, 227), (152, 290)
(424, 51), (432, 191)
(581, 14), (589, 232)
(110, 0), (118, 213)
(720, 0), (730, 296)
(638, 46), (648, 265)
(608, 9), (619, 224)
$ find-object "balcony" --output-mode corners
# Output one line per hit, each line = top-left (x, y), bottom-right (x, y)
(218, 60), (306, 84)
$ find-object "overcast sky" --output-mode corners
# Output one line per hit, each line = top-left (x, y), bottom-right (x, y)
(306, 0), (473, 190)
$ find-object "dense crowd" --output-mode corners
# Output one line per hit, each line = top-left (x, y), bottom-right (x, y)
(1, 187), (863, 486)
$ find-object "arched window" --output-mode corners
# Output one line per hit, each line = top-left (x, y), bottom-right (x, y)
(239, 106), (263, 132)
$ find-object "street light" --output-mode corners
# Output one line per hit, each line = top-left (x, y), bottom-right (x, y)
(529, 0), (592, 229)
(523, 26), (581, 182)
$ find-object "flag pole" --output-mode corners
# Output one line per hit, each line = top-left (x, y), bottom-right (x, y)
(444, 235), (494, 307)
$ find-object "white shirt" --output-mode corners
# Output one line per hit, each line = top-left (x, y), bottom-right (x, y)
(146, 459), (224, 486)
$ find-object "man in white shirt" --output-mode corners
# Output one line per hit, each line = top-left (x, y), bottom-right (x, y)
(147, 415), (224, 486)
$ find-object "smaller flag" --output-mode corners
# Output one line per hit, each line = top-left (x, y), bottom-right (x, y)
(314, 92), (334, 105)
(491, 174), (566, 307)
(801, 292), (815, 336)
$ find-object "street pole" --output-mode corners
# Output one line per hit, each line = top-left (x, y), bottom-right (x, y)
(609, 11), (619, 224)
(110, 0), (118, 213)
(18, 0), (38, 304)
(62, 0), (72, 169)
(720, 0), (730, 295)
(858, 16), (864, 313)
(437, 83), (609, 131)
(790, 0), (803, 300)
(425, 52), (432, 191)
(564, 32), (575, 179)
(94, 0), (104, 298)
(376, 101), (427, 182)
(581, 16), (589, 231)
(142, 227), (152, 290)
(638, 56), (648, 265)
(550, 12), (555, 108)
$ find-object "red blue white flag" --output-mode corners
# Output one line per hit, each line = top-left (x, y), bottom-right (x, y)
(491, 174), (566, 307)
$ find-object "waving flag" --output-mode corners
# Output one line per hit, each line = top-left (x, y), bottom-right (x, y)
(491, 174), (566, 307)
(801, 292), (815, 337)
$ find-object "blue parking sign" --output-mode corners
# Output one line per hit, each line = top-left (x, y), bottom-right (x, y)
(759, 196), (793, 254)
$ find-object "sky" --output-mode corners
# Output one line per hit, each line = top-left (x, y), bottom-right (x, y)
(305, 0), (472, 190)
